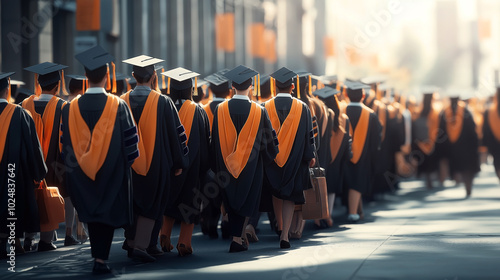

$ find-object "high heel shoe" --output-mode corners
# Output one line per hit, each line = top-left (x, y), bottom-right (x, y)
(160, 235), (173, 252)
(245, 224), (259, 243)
(176, 243), (193, 257)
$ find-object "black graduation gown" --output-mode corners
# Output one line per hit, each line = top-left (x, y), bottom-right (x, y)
(373, 109), (405, 194)
(60, 93), (138, 228)
(344, 104), (382, 194)
(483, 107), (500, 170)
(324, 114), (352, 194)
(0, 104), (47, 236)
(440, 107), (480, 175)
(33, 99), (67, 196)
(263, 96), (315, 204)
(164, 101), (210, 224)
(126, 89), (189, 220)
(411, 112), (443, 175)
(210, 98), (278, 217)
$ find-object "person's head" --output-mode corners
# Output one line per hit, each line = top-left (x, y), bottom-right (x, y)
(0, 72), (15, 100)
(24, 62), (67, 95)
(420, 92), (434, 117)
(132, 70), (156, 86)
(206, 70), (231, 99)
(40, 80), (59, 94)
(75, 45), (115, 87)
(271, 67), (297, 96)
(313, 87), (341, 131)
(223, 65), (258, 96)
(84, 65), (108, 86)
(347, 88), (365, 103)
(162, 67), (200, 102)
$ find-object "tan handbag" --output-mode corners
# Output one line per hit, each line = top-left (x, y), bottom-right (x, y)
(35, 180), (65, 232)
(302, 153), (330, 220)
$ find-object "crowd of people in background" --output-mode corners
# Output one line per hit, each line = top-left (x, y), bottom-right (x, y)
(1, 45), (499, 275)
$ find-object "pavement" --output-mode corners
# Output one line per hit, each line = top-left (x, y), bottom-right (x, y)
(2, 164), (500, 280)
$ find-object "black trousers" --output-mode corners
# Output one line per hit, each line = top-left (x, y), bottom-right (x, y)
(87, 222), (115, 260)
(227, 209), (246, 238)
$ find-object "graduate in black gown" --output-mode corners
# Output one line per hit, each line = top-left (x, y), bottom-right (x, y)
(200, 70), (232, 239)
(24, 63), (83, 251)
(0, 72), (47, 259)
(264, 67), (315, 249)
(160, 67), (210, 257)
(343, 81), (382, 223)
(61, 46), (139, 275)
(411, 93), (444, 189)
(121, 55), (188, 262)
(313, 87), (352, 227)
(483, 87), (500, 180)
(211, 65), (278, 252)
(440, 96), (480, 197)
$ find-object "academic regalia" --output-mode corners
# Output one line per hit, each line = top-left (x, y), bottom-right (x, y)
(164, 100), (210, 223)
(411, 94), (442, 175)
(61, 47), (138, 229)
(263, 94), (315, 203)
(343, 81), (382, 194)
(121, 87), (188, 220)
(1, 98), (47, 237)
(483, 99), (500, 170)
(211, 97), (278, 217)
(313, 87), (352, 194)
(440, 101), (480, 175)
(159, 67), (210, 224)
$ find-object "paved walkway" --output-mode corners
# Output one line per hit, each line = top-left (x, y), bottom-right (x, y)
(3, 165), (500, 279)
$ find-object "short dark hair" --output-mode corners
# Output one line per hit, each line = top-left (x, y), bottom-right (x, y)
(68, 79), (83, 94)
(133, 73), (152, 84)
(347, 89), (363, 102)
(41, 81), (59, 92)
(276, 85), (293, 93)
(85, 65), (108, 84)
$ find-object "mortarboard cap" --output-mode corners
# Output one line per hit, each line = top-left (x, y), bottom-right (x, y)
(0, 72), (15, 91)
(161, 67), (200, 91)
(75, 45), (115, 71)
(123, 55), (164, 77)
(24, 62), (67, 87)
(223, 65), (258, 90)
(66, 74), (87, 81)
(343, 80), (370, 91)
(312, 86), (339, 100)
(270, 67), (296, 88)
(205, 72), (230, 87)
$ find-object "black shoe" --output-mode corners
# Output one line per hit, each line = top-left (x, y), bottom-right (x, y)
(131, 248), (156, 263)
(229, 241), (247, 253)
(280, 240), (291, 249)
(221, 221), (230, 239)
(24, 237), (36, 252)
(64, 235), (80, 246)
(38, 240), (57, 252)
(92, 261), (112, 275)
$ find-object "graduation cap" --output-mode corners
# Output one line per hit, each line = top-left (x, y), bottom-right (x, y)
(14, 87), (33, 104)
(205, 70), (231, 96)
(66, 74), (88, 95)
(0, 72), (15, 92)
(24, 62), (68, 96)
(75, 45), (115, 71)
(343, 80), (370, 91)
(259, 75), (273, 98)
(271, 67), (296, 89)
(223, 65), (258, 90)
(161, 67), (200, 93)
(123, 55), (164, 78)
(193, 79), (208, 102)
(312, 86), (339, 100)
(9, 80), (24, 98)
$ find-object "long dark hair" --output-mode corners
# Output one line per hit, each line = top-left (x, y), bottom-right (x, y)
(324, 95), (341, 132)
(420, 93), (433, 117)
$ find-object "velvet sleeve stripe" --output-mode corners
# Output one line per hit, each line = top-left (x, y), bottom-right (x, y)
(272, 129), (277, 138)
(127, 149), (139, 162)
(124, 126), (138, 138)
(183, 146), (189, 156)
(177, 124), (186, 135)
(125, 134), (139, 147)
(179, 132), (188, 143)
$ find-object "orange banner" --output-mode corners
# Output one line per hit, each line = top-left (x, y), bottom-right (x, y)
(265, 29), (277, 63)
(324, 36), (335, 57)
(215, 13), (235, 52)
(248, 23), (266, 58)
(478, 19), (491, 39)
(76, 0), (101, 31)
